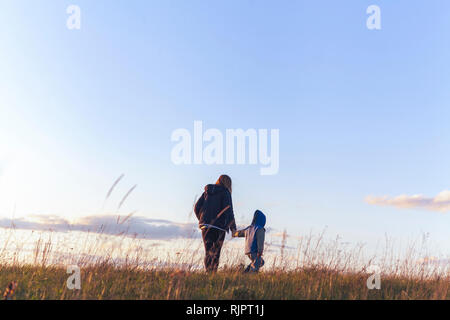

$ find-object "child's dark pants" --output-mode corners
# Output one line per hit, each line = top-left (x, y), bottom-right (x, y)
(202, 228), (226, 272)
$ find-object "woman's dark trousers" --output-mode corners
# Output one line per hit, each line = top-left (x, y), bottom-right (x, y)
(202, 228), (226, 272)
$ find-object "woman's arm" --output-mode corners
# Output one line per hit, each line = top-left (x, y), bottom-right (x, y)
(233, 229), (246, 238)
(223, 191), (237, 233)
(194, 193), (205, 220)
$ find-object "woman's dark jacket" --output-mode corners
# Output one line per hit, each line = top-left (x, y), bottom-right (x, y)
(194, 184), (237, 233)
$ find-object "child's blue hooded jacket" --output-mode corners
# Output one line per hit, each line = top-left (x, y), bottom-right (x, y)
(236, 210), (266, 255)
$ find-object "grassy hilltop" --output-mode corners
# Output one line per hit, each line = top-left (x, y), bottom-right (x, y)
(1, 264), (449, 300)
(1, 229), (448, 300)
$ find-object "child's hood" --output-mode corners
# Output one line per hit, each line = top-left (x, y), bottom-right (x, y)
(251, 210), (266, 229)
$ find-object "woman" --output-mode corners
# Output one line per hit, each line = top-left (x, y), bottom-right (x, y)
(194, 175), (237, 272)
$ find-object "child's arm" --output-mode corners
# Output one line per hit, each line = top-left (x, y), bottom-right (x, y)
(256, 229), (265, 256)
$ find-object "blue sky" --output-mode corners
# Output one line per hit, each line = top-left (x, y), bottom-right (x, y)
(1, 1), (449, 253)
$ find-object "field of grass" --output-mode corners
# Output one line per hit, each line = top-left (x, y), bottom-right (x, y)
(1, 264), (449, 300)
(1, 227), (448, 300)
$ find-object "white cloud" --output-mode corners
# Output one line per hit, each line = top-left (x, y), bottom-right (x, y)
(417, 256), (450, 266)
(0, 214), (200, 240)
(365, 190), (450, 213)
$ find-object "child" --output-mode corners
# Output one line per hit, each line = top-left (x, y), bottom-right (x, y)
(233, 210), (266, 273)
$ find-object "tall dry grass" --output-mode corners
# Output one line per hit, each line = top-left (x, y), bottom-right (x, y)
(0, 224), (448, 300)
(1, 176), (447, 299)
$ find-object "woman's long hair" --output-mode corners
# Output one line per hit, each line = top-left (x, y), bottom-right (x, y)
(216, 175), (232, 193)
